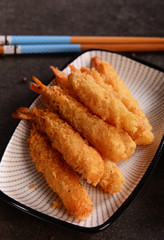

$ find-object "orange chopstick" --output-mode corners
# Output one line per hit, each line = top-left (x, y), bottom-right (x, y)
(81, 43), (164, 52)
(71, 36), (164, 44)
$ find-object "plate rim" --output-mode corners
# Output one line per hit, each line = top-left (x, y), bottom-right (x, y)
(0, 49), (164, 233)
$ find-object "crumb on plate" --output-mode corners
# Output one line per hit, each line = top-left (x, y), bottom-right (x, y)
(28, 183), (35, 189)
(52, 200), (63, 209)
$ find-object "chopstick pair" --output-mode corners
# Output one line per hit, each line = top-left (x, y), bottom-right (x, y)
(0, 35), (164, 55)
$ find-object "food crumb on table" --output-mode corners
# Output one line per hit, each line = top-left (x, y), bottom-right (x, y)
(21, 77), (27, 83)
(131, 53), (136, 57)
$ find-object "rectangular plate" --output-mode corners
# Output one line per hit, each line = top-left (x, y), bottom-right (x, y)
(0, 50), (164, 232)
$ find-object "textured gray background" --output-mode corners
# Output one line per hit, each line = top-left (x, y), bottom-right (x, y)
(0, 0), (164, 239)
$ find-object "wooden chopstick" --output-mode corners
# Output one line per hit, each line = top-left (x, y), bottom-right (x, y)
(0, 43), (164, 55)
(0, 35), (164, 46)
(81, 43), (164, 52)
(71, 36), (164, 44)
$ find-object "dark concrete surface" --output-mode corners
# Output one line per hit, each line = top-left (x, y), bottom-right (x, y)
(0, 0), (164, 239)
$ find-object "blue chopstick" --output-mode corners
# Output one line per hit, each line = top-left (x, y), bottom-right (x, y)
(0, 36), (71, 45)
(0, 44), (81, 55)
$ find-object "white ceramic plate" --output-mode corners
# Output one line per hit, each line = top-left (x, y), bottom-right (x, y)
(0, 50), (164, 232)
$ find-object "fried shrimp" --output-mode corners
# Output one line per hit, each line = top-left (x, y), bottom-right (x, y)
(68, 68), (138, 134)
(81, 67), (147, 135)
(134, 127), (154, 145)
(30, 77), (136, 161)
(51, 64), (153, 145)
(50, 66), (76, 98)
(92, 57), (154, 145)
(92, 57), (136, 100)
(52, 65), (152, 143)
(13, 107), (104, 186)
(28, 126), (92, 219)
(99, 158), (125, 194)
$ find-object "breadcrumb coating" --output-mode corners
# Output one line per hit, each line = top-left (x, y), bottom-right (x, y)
(68, 69), (138, 135)
(50, 66), (76, 98)
(30, 79), (136, 161)
(13, 107), (104, 186)
(92, 57), (136, 100)
(12, 57), (156, 220)
(99, 158), (125, 194)
(92, 57), (154, 145)
(81, 67), (146, 135)
(28, 126), (92, 219)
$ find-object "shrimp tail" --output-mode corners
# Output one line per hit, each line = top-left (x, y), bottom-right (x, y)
(92, 57), (101, 68)
(50, 66), (76, 96)
(68, 64), (77, 71)
(30, 76), (47, 94)
(12, 107), (33, 120)
(50, 66), (67, 81)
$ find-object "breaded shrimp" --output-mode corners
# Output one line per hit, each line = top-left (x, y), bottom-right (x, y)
(81, 67), (148, 136)
(52, 66), (147, 138)
(92, 57), (136, 101)
(51, 65), (153, 145)
(92, 57), (154, 144)
(30, 77), (136, 161)
(50, 66), (76, 98)
(81, 66), (136, 111)
(134, 127), (154, 145)
(99, 158), (125, 194)
(13, 107), (104, 186)
(68, 68), (138, 135)
(28, 126), (92, 219)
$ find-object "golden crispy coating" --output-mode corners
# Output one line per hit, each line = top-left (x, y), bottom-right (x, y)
(50, 66), (76, 98)
(28, 126), (92, 219)
(13, 107), (104, 186)
(30, 77), (136, 161)
(134, 127), (154, 145)
(92, 57), (136, 101)
(81, 66), (114, 93)
(81, 67), (147, 135)
(99, 158), (125, 194)
(52, 66), (150, 142)
(68, 69), (138, 135)
(92, 57), (154, 145)
(51, 66), (140, 136)
(12, 57), (156, 219)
